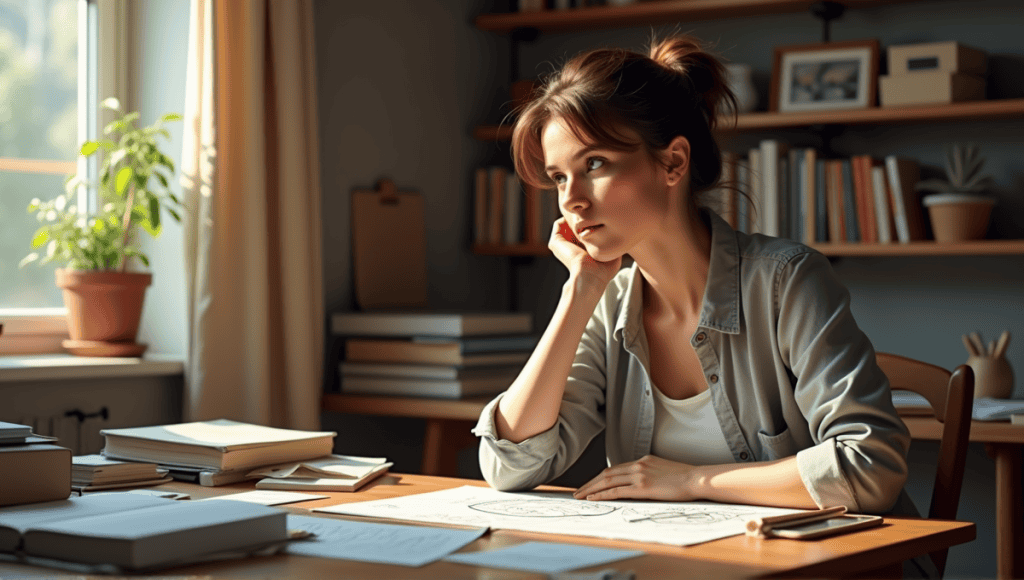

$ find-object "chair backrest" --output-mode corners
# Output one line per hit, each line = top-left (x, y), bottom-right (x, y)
(876, 352), (975, 578)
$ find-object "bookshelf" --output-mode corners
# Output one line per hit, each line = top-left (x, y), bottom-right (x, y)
(471, 5), (1024, 258)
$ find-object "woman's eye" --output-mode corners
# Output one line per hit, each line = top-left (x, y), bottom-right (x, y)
(586, 158), (605, 171)
(551, 174), (566, 185)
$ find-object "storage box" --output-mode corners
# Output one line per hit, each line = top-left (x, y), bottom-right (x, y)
(888, 41), (987, 76)
(879, 71), (985, 106)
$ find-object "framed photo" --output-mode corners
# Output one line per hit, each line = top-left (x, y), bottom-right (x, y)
(770, 39), (880, 113)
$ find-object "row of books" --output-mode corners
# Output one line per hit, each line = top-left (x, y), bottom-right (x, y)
(713, 141), (928, 244)
(473, 166), (558, 246)
(333, 311), (537, 399)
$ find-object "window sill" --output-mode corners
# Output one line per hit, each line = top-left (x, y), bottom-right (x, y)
(0, 354), (184, 383)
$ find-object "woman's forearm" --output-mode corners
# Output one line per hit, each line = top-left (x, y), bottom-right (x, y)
(690, 456), (818, 509)
(495, 278), (605, 443)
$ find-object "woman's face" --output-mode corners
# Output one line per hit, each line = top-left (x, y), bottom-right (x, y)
(541, 118), (674, 262)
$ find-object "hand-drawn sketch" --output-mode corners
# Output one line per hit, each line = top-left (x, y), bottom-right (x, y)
(470, 499), (616, 518)
(316, 485), (804, 547)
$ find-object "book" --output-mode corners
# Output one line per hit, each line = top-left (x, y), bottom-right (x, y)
(885, 156), (926, 243)
(803, 148), (817, 245)
(473, 167), (489, 245)
(161, 465), (258, 487)
(100, 419), (336, 472)
(332, 311), (532, 338)
(0, 493), (288, 572)
(504, 171), (522, 245)
(747, 147), (762, 234)
(341, 373), (517, 399)
(345, 338), (532, 366)
(826, 160), (843, 243)
(411, 334), (539, 352)
(71, 454), (171, 491)
(341, 361), (525, 380)
(759, 139), (788, 237)
(871, 165), (896, 244)
(0, 443), (71, 507)
(0, 421), (32, 444)
(1011, 414), (1024, 426)
(840, 159), (860, 242)
(851, 155), (876, 244)
(488, 166), (507, 245)
(815, 158), (828, 243)
(251, 454), (393, 492)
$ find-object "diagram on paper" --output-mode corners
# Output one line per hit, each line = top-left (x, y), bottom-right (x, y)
(316, 485), (804, 546)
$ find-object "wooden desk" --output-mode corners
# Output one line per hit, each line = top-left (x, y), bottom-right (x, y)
(322, 393), (488, 476)
(0, 473), (975, 579)
(899, 411), (1024, 580)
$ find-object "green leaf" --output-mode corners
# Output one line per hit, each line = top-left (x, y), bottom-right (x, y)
(80, 141), (100, 156)
(161, 113), (183, 122)
(115, 166), (134, 194)
(31, 228), (50, 248)
(167, 208), (182, 222)
(149, 196), (161, 230)
(103, 119), (122, 135)
(101, 97), (121, 111)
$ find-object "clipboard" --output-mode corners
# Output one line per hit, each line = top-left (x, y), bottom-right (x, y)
(351, 178), (428, 310)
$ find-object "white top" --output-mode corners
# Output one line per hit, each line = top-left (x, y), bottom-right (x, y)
(650, 386), (735, 466)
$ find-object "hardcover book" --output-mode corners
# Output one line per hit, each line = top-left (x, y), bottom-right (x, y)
(332, 311), (532, 338)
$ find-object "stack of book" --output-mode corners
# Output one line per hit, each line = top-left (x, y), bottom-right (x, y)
(333, 311), (537, 399)
(0, 421), (71, 507)
(99, 419), (337, 486)
(71, 455), (172, 491)
(715, 140), (927, 245)
(0, 492), (290, 572)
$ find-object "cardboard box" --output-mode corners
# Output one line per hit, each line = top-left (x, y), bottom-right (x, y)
(888, 41), (987, 76)
(0, 443), (72, 506)
(879, 71), (986, 106)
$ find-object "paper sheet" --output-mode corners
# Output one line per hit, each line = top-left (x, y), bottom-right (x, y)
(204, 490), (328, 505)
(444, 541), (643, 573)
(315, 485), (803, 546)
(285, 514), (487, 567)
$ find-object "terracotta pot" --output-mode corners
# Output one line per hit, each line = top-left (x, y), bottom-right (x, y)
(923, 193), (996, 242)
(55, 269), (152, 345)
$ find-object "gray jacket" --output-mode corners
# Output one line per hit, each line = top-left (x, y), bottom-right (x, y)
(474, 208), (912, 515)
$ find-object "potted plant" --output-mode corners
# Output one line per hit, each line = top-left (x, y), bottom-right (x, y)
(20, 98), (183, 357)
(916, 142), (997, 242)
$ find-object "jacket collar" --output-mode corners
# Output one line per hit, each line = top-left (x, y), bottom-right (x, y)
(616, 208), (741, 347)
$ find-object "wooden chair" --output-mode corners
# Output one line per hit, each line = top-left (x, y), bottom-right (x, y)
(876, 352), (975, 578)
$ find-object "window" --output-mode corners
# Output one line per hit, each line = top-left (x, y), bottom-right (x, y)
(0, 0), (101, 352)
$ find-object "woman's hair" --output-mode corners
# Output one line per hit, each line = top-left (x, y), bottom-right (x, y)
(512, 34), (738, 209)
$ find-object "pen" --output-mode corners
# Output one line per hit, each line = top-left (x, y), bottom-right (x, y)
(745, 505), (847, 537)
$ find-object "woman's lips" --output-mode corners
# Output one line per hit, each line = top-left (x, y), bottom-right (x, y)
(577, 224), (603, 238)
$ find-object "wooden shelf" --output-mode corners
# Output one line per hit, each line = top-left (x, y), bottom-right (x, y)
(321, 393), (489, 422)
(471, 240), (1024, 258)
(810, 240), (1024, 257)
(475, 0), (924, 33)
(475, 99), (1024, 141)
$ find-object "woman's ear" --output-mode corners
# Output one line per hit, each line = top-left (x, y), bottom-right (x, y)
(664, 136), (690, 187)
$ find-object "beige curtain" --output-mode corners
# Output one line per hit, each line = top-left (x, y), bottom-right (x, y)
(180, 0), (324, 430)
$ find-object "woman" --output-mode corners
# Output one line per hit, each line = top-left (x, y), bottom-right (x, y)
(473, 33), (916, 529)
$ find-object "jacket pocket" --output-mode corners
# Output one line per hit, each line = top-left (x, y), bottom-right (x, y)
(757, 426), (797, 461)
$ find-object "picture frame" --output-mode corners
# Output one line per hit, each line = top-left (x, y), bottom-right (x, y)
(770, 39), (880, 113)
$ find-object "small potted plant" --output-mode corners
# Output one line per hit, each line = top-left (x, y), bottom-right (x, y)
(916, 142), (997, 242)
(20, 98), (183, 357)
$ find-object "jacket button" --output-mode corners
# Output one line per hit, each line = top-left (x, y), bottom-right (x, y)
(740, 451), (749, 460)
(696, 332), (707, 342)
(709, 374), (719, 383)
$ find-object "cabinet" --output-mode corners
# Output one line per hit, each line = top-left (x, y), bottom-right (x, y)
(470, 0), (1024, 258)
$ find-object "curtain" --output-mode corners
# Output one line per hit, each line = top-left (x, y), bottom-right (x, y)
(180, 0), (324, 430)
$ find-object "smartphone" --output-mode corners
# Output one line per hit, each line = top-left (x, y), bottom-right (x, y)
(769, 514), (883, 540)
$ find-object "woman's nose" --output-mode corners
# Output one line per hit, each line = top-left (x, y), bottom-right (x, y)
(560, 178), (589, 213)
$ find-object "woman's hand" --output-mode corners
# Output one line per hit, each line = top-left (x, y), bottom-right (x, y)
(549, 218), (622, 291)
(573, 455), (699, 502)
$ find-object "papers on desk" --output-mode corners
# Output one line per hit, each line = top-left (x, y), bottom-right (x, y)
(250, 454), (392, 492)
(893, 392), (1024, 421)
(202, 490), (328, 506)
(285, 514), (486, 567)
(315, 485), (804, 547)
(444, 541), (643, 574)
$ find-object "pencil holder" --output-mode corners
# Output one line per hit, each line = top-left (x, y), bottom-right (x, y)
(962, 331), (1014, 399)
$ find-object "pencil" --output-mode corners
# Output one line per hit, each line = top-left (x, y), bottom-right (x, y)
(745, 506), (847, 537)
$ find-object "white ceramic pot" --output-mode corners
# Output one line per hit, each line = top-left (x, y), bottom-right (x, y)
(725, 63), (758, 114)
(922, 193), (996, 242)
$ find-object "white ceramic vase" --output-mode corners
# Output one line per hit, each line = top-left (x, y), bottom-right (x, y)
(725, 63), (758, 114)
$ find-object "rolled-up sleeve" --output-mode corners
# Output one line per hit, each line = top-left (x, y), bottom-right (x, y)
(473, 294), (613, 492)
(777, 251), (911, 513)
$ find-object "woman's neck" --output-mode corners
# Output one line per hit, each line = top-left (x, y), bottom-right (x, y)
(633, 206), (712, 322)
